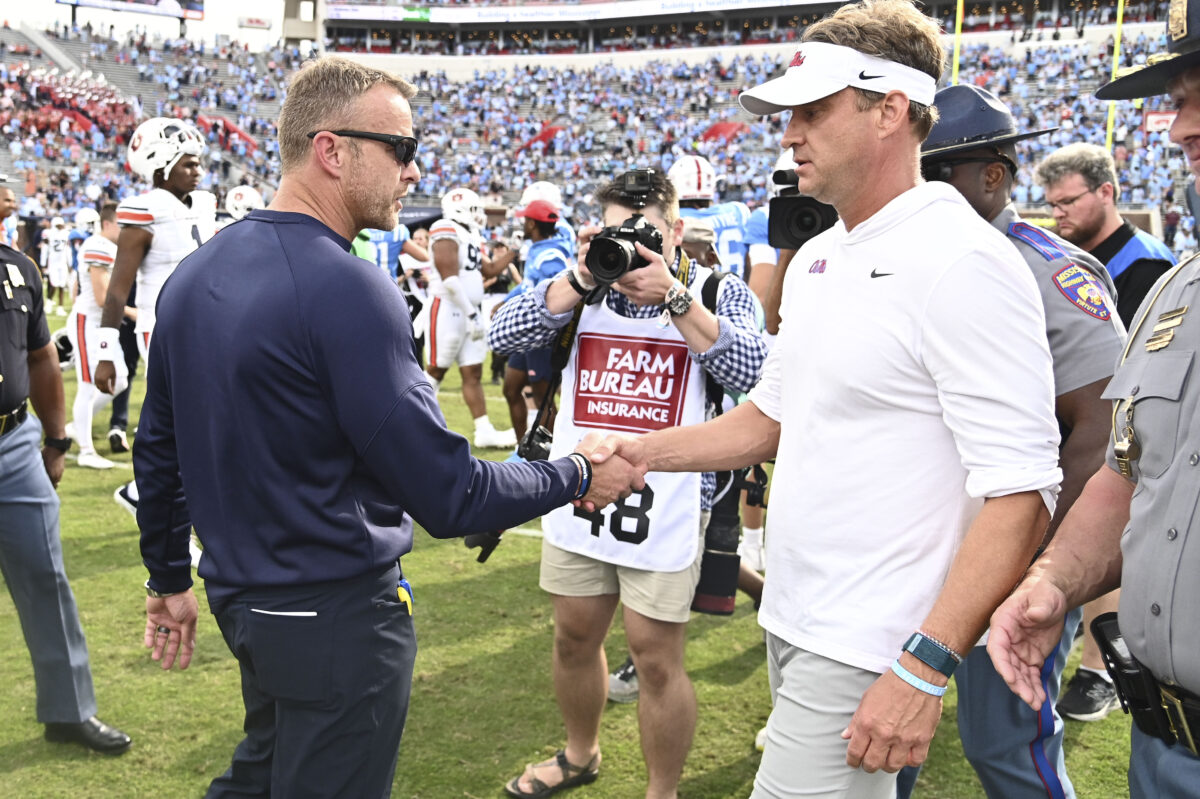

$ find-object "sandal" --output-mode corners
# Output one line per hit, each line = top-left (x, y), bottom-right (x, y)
(504, 748), (600, 798)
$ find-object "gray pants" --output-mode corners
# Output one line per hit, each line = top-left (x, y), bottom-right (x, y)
(0, 415), (97, 723)
(1129, 725), (1200, 799)
(752, 633), (896, 799)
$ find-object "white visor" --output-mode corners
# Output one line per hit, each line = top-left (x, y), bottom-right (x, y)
(739, 42), (938, 116)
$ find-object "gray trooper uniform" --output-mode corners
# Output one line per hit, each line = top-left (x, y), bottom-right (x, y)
(951, 206), (1124, 799)
(1100, 253), (1200, 798)
(0, 243), (98, 724)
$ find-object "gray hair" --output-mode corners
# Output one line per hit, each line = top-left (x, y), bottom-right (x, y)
(277, 56), (417, 174)
(1034, 142), (1119, 192)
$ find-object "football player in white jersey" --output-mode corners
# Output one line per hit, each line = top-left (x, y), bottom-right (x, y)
(93, 117), (214, 558)
(67, 203), (130, 469)
(97, 117), (214, 381)
(668, 155), (751, 279)
(40, 216), (72, 316)
(426, 187), (518, 448)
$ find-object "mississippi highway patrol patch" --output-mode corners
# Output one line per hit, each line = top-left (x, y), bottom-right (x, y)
(1053, 264), (1112, 320)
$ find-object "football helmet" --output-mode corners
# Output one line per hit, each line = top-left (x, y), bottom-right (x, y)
(441, 188), (486, 231)
(225, 185), (264, 220)
(518, 180), (563, 211)
(126, 117), (205, 183)
(75, 207), (101, 234)
(50, 216), (66, 227)
(668, 155), (717, 202)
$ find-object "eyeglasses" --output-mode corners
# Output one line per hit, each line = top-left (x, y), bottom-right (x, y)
(306, 129), (419, 166)
(1044, 187), (1098, 213)
(921, 153), (1019, 183)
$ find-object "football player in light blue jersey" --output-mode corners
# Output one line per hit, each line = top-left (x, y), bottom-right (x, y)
(741, 149), (798, 310)
(517, 180), (576, 263)
(500, 185), (577, 460)
(668, 155), (751, 277)
(366, 223), (430, 281)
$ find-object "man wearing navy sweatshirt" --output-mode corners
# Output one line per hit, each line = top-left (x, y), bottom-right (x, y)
(133, 56), (642, 799)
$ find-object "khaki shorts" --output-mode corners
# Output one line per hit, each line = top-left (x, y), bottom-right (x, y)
(539, 512), (708, 624)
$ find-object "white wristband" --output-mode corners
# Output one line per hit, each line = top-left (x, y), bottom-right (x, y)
(94, 327), (121, 362)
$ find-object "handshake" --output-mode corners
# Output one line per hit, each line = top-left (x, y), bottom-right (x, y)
(571, 431), (651, 511)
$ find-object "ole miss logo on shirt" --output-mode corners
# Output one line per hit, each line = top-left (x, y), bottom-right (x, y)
(573, 333), (693, 433)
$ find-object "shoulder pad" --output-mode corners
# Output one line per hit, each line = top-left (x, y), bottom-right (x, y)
(429, 218), (464, 240)
(1007, 221), (1068, 262)
(190, 190), (218, 216)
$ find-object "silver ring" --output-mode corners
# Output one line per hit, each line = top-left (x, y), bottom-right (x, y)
(156, 625), (171, 635)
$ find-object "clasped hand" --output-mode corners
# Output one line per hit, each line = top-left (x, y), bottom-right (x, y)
(572, 431), (649, 511)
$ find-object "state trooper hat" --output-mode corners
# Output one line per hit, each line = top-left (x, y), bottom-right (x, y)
(1097, 0), (1200, 99)
(921, 84), (1057, 158)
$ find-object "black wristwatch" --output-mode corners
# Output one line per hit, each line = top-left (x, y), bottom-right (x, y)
(44, 436), (72, 453)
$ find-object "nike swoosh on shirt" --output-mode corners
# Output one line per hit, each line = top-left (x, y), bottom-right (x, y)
(858, 71), (884, 80)
(870, 269), (894, 278)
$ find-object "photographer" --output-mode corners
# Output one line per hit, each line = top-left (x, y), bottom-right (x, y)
(488, 169), (766, 799)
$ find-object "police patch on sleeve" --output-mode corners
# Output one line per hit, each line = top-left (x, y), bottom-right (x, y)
(1053, 264), (1112, 320)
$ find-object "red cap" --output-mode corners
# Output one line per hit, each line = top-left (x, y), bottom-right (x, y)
(515, 199), (560, 224)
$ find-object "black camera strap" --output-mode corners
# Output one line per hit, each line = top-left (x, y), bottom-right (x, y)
(525, 301), (586, 439)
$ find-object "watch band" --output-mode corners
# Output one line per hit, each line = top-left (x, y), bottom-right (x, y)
(665, 282), (693, 316)
(145, 580), (183, 599)
(565, 268), (595, 296)
(44, 436), (72, 453)
(903, 632), (960, 678)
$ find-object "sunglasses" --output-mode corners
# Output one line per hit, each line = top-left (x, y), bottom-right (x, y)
(921, 152), (1018, 183)
(307, 129), (419, 165)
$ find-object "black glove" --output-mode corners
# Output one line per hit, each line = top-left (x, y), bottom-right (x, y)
(464, 530), (504, 563)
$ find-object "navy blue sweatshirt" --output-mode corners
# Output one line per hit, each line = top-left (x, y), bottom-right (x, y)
(135, 210), (581, 602)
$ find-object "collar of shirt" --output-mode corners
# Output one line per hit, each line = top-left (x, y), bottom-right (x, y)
(1090, 219), (1137, 265)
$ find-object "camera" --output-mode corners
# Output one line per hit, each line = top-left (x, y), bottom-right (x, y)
(585, 215), (664, 284)
(584, 169), (664, 285)
(767, 168), (839, 250)
(517, 424), (553, 462)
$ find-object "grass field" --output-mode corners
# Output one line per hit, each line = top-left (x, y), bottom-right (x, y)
(0, 334), (1135, 798)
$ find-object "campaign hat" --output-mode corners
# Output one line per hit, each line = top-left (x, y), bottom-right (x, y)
(922, 84), (1057, 158)
(1097, 0), (1200, 99)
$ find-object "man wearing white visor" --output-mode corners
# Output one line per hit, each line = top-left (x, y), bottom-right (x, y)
(583, 1), (1062, 797)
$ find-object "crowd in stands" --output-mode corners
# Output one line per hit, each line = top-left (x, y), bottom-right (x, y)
(2, 10), (1196, 258)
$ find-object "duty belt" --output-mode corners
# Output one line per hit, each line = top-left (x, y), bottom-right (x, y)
(0, 399), (28, 436)
(1158, 681), (1200, 757)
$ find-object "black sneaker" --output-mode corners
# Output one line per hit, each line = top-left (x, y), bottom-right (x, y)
(108, 427), (130, 454)
(607, 655), (639, 704)
(1057, 670), (1120, 721)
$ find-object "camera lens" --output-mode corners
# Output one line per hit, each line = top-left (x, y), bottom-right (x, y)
(586, 237), (635, 284)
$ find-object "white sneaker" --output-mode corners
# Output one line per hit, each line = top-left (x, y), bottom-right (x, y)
(78, 451), (116, 469)
(189, 534), (203, 569)
(113, 483), (138, 519)
(754, 726), (767, 752)
(474, 426), (517, 449)
(607, 656), (639, 704)
(55, 306), (67, 317)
